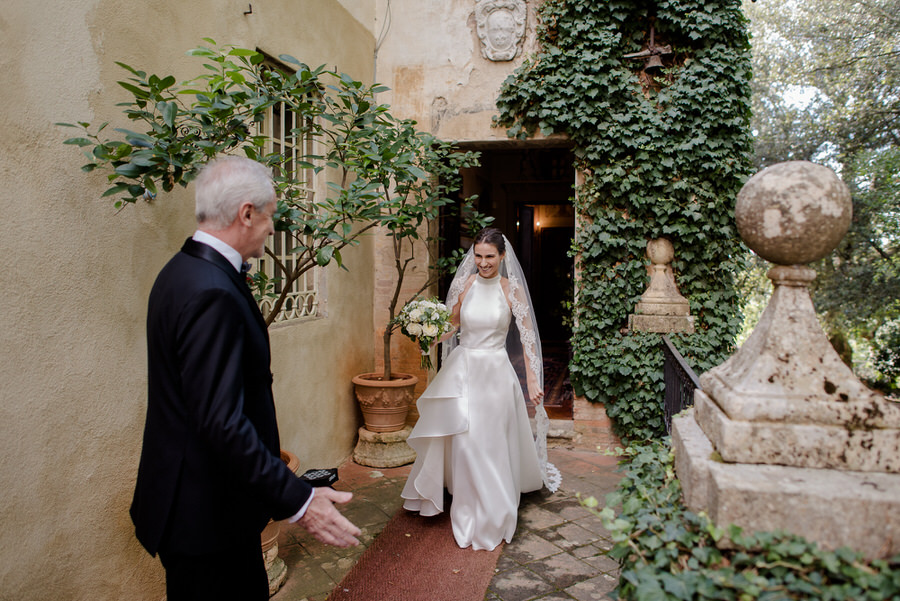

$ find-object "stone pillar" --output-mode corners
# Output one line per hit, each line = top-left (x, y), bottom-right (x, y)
(628, 238), (694, 333)
(673, 161), (900, 559)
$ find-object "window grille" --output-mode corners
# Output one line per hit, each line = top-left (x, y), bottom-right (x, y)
(254, 76), (320, 323)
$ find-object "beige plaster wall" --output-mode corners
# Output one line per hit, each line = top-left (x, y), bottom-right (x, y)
(0, 1), (374, 599)
(373, 0), (540, 140)
(368, 1), (543, 385)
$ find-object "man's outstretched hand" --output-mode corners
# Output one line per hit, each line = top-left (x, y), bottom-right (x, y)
(297, 488), (361, 547)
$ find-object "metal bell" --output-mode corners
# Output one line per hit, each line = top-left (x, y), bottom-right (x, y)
(645, 54), (664, 72)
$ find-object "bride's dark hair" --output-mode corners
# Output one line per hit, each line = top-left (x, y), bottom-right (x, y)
(473, 227), (506, 254)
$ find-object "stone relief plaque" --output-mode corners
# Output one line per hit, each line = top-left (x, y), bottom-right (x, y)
(475, 0), (526, 61)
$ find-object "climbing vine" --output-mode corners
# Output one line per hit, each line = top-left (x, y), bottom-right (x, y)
(589, 442), (900, 599)
(496, 0), (753, 440)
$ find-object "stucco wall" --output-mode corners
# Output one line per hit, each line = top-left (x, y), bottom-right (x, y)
(0, 1), (375, 599)
(369, 0), (543, 383)
(373, 0), (540, 140)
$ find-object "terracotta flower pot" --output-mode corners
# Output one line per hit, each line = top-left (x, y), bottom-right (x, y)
(352, 372), (419, 433)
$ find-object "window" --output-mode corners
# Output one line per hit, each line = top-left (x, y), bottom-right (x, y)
(254, 62), (322, 323)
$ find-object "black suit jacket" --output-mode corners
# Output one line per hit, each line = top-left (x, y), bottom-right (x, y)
(131, 238), (312, 556)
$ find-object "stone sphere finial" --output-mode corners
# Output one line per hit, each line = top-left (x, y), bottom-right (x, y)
(646, 238), (674, 265)
(735, 161), (852, 265)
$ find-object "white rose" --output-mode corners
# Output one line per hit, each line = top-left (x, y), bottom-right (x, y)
(407, 323), (423, 336)
(436, 303), (447, 312)
(422, 323), (439, 337)
(421, 301), (436, 310)
(408, 308), (423, 322)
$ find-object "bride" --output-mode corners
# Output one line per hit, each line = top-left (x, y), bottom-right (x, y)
(401, 227), (560, 551)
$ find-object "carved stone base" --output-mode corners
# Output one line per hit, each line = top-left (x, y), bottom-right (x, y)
(695, 389), (900, 472)
(352, 426), (416, 468)
(674, 410), (900, 560)
(628, 313), (694, 333)
(695, 264), (900, 473)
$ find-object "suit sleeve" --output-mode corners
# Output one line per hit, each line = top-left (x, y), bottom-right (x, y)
(176, 288), (312, 519)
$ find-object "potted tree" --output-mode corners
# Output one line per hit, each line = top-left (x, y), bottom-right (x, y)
(62, 40), (489, 426)
(61, 41), (398, 325)
(345, 115), (490, 433)
(60, 39), (486, 590)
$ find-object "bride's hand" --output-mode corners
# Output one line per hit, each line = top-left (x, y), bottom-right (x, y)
(526, 374), (544, 405)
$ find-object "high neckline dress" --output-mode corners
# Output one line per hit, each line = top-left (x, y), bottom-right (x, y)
(401, 273), (544, 551)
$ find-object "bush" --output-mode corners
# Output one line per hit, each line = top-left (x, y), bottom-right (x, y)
(586, 441), (900, 600)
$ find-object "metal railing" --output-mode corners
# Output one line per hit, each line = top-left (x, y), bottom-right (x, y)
(661, 335), (702, 433)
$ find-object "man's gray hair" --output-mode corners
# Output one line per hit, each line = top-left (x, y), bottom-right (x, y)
(195, 156), (276, 229)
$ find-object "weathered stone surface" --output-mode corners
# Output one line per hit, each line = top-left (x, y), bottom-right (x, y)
(475, 0), (527, 61)
(629, 314), (695, 333)
(674, 410), (900, 560)
(634, 300), (692, 317)
(352, 426), (416, 468)
(700, 267), (900, 428)
(695, 390), (900, 472)
(266, 557), (287, 596)
(695, 259), (900, 472)
(630, 238), (694, 333)
(735, 161), (852, 265)
(671, 412), (713, 509)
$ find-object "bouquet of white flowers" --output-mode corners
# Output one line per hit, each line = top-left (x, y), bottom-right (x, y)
(394, 297), (454, 369)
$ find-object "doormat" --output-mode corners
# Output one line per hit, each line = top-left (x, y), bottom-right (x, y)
(328, 509), (502, 601)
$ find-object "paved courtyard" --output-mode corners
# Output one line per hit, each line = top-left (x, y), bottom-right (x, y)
(273, 435), (624, 601)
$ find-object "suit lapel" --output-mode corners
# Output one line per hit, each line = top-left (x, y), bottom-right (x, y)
(180, 238), (269, 333)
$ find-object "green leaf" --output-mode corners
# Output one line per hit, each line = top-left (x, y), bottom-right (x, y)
(101, 183), (131, 198)
(114, 163), (143, 178)
(315, 245), (334, 266)
(158, 101), (177, 128)
(227, 48), (258, 57)
(117, 81), (151, 99)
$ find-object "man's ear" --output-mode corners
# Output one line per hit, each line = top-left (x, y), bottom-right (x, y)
(238, 202), (255, 226)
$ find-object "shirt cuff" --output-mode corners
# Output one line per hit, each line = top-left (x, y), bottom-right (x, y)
(287, 488), (315, 523)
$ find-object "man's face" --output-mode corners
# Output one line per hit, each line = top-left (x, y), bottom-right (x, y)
(244, 200), (277, 260)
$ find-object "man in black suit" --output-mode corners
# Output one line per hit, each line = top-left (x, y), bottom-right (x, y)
(131, 156), (360, 600)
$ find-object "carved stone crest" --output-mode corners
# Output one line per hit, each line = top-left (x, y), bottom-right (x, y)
(475, 0), (526, 62)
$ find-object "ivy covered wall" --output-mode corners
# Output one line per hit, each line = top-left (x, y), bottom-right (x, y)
(496, 0), (754, 440)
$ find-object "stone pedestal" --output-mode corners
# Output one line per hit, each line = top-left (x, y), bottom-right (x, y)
(675, 161), (900, 559)
(629, 238), (694, 333)
(674, 412), (900, 559)
(352, 425), (416, 468)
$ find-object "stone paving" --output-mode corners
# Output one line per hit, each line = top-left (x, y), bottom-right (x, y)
(272, 436), (624, 601)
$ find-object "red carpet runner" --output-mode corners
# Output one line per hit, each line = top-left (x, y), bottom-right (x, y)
(328, 509), (502, 601)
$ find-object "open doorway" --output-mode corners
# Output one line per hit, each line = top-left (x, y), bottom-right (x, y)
(442, 142), (576, 419)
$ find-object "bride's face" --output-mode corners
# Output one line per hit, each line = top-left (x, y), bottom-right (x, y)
(474, 242), (504, 279)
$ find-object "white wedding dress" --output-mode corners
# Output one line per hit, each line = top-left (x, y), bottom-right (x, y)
(401, 273), (545, 551)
